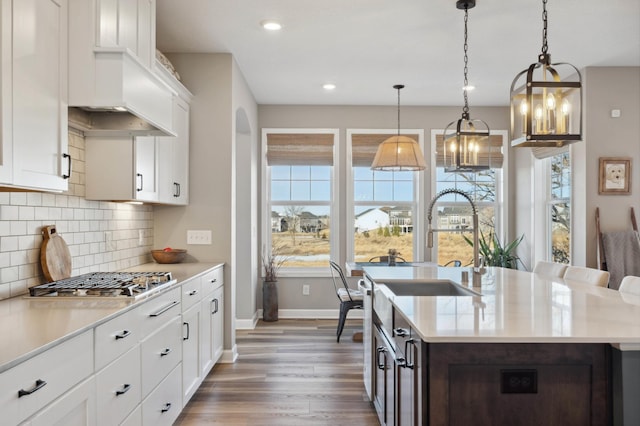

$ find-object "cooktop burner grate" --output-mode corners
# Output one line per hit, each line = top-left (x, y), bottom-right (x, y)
(29, 271), (174, 298)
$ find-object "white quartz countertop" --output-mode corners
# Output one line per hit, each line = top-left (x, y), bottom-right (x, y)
(365, 266), (640, 348)
(0, 262), (223, 373)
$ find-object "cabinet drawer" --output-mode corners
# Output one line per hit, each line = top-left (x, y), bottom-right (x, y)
(120, 405), (141, 426)
(1, 331), (93, 425)
(201, 267), (223, 295)
(141, 363), (182, 426)
(140, 315), (182, 397)
(96, 345), (141, 426)
(137, 287), (181, 337)
(23, 376), (96, 426)
(181, 277), (202, 312)
(95, 307), (140, 370)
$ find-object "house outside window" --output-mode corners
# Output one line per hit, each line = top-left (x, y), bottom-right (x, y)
(262, 129), (338, 275)
(347, 130), (425, 262)
(430, 131), (507, 266)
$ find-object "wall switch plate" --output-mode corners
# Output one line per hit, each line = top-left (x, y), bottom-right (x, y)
(302, 284), (310, 296)
(105, 231), (116, 251)
(138, 229), (144, 246)
(187, 230), (212, 245)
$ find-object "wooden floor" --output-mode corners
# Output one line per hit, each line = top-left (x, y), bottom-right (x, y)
(174, 319), (379, 426)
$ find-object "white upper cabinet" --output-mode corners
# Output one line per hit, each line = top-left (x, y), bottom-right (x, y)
(0, 0), (70, 192)
(157, 94), (190, 205)
(85, 135), (158, 202)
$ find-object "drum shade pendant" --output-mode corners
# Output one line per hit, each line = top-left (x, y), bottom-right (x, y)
(371, 85), (426, 171)
(510, 0), (582, 148)
(441, 0), (491, 173)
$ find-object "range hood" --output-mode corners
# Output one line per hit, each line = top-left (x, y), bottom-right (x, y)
(69, 49), (176, 137)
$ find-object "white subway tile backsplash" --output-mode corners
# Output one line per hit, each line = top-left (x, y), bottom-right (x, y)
(0, 132), (155, 300)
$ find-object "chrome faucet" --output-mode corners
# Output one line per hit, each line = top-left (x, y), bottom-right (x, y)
(427, 188), (480, 271)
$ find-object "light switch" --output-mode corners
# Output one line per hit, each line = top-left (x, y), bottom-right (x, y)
(611, 109), (621, 118)
(187, 230), (212, 245)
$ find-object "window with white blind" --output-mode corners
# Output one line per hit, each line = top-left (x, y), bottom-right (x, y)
(347, 130), (425, 263)
(262, 129), (338, 275)
(430, 130), (507, 266)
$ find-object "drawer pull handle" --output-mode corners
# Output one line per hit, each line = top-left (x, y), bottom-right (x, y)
(149, 300), (180, 317)
(394, 327), (409, 337)
(183, 322), (190, 340)
(18, 379), (47, 398)
(161, 402), (172, 413)
(211, 298), (219, 314)
(115, 384), (131, 396)
(188, 290), (198, 296)
(210, 278), (217, 283)
(115, 330), (131, 340)
(160, 348), (172, 357)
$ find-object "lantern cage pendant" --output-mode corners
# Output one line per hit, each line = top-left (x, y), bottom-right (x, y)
(442, 0), (491, 173)
(510, 0), (582, 148)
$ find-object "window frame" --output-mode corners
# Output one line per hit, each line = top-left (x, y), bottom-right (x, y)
(546, 150), (571, 263)
(261, 128), (340, 277)
(346, 129), (426, 263)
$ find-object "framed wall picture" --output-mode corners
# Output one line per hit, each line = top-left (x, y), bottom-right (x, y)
(599, 157), (631, 195)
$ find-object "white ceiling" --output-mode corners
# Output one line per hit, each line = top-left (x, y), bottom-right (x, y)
(156, 0), (640, 106)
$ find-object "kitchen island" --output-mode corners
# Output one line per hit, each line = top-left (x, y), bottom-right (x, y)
(363, 266), (640, 426)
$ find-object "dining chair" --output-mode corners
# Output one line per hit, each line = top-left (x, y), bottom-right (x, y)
(533, 261), (568, 278)
(619, 275), (640, 296)
(563, 266), (610, 287)
(329, 261), (364, 342)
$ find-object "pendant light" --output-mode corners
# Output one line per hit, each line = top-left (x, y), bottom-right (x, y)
(510, 0), (582, 148)
(371, 85), (426, 171)
(441, 0), (491, 173)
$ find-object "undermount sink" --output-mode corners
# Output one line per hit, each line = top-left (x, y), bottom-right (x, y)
(383, 280), (482, 297)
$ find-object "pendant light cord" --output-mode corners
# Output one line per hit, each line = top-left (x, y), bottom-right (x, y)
(397, 87), (401, 136)
(462, 4), (470, 118)
(541, 0), (548, 54)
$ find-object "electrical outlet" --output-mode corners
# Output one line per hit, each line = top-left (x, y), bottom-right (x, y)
(138, 229), (144, 246)
(302, 284), (310, 296)
(501, 369), (537, 394)
(187, 230), (212, 245)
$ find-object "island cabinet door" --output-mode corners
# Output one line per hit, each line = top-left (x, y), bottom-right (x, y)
(373, 325), (395, 426)
(427, 343), (610, 426)
(396, 338), (422, 426)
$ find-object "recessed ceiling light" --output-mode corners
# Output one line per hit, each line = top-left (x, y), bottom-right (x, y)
(261, 20), (282, 31)
(323, 83), (336, 90)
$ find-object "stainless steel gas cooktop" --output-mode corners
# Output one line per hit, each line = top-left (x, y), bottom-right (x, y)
(29, 272), (175, 299)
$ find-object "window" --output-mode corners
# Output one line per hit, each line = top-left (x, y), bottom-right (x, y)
(262, 129), (338, 274)
(347, 130), (425, 262)
(430, 131), (507, 266)
(549, 151), (571, 263)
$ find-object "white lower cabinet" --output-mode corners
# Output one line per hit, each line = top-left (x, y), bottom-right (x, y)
(140, 315), (182, 397)
(22, 376), (96, 426)
(119, 405), (142, 426)
(182, 299), (202, 405)
(95, 345), (141, 426)
(1, 331), (93, 426)
(200, 266), (225, 377)
(142, 364), (182, 426)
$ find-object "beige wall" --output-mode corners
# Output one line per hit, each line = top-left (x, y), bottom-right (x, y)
(154, 53), (259, 352)
(0, 129), (154, 300)
(581, 67), (640, 267)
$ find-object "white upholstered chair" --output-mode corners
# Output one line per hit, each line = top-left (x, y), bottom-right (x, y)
(619, 275), (640, 296)
(533, 261), (568, 279)
(563, 266), (610, 287)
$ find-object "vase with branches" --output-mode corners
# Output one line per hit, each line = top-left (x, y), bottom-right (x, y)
(261, 244), (288, 322)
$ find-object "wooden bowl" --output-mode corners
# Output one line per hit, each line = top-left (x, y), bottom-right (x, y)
(151, 249), (187, 264)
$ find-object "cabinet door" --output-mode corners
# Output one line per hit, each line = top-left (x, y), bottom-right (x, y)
(158, 95), (189, 205)
(23, 377), (96, 426)
(0, 0), (13, 184)
(373, 326), (395, 426)
(397, 339), (420, 426)
(12, 0), (69, 191)
(182, 302), (201, 405)
(134, 136), (158, 201)
(200, 284), (224, 377)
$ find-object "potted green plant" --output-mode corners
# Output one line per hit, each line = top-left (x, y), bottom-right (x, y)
(261, 244), (288, 321)
(463, 230), (525, 269)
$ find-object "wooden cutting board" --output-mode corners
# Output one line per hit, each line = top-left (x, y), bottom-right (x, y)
(40, 225), (72, 282)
